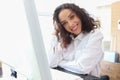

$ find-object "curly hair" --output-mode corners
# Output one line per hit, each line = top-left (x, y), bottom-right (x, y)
(53, 3), (100, 48)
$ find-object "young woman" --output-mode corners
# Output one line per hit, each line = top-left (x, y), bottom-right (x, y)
(48, 3), (104, 77)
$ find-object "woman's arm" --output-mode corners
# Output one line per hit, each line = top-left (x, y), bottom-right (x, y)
(48, 35), (63, 68)
(58, 30), (104, 75)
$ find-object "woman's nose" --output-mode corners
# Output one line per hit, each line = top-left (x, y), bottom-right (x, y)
(68, 21), (74, 27)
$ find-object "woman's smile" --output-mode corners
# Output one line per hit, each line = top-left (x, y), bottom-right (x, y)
(71, 24), (78, 32)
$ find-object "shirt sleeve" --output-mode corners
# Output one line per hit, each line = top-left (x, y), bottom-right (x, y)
(59, 30), (104, 74)
(47, 35), (63, 68)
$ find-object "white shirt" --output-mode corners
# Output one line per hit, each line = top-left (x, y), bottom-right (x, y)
(48, 29), (104, 77)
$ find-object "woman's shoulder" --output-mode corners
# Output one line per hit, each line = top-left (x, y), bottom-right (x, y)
(89, 28), (103, 38)
(91, 28), (103, 34)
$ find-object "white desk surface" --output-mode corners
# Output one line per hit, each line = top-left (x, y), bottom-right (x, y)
(50, 69), (83, 80)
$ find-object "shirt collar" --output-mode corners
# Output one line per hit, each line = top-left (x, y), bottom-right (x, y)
(72, 32), (85, 41)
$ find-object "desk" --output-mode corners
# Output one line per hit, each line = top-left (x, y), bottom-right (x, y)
(52, 67), (101, 80)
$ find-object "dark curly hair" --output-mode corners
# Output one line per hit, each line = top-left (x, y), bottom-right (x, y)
(53, 3), (100, 48)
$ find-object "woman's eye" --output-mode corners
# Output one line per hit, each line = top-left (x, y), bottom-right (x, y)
(62, 22), (67, 26)
(70, 15), (74, 19)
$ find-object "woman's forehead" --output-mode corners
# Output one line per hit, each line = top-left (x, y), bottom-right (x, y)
(58, 9), (74, 22)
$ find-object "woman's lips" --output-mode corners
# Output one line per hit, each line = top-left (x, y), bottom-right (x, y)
(72, 25), (78, 32)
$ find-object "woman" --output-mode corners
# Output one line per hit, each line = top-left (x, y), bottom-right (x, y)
(48, 3), (104, 77)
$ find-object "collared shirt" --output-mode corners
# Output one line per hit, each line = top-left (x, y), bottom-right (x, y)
(48, 29), (104, 77)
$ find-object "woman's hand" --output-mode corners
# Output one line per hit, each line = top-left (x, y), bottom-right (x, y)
(52, 22), (59, 35)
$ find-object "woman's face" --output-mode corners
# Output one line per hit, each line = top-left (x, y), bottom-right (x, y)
(58, 9), (82, 36)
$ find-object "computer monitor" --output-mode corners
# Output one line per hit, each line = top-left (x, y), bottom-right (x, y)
(23, 0), (52, 80)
